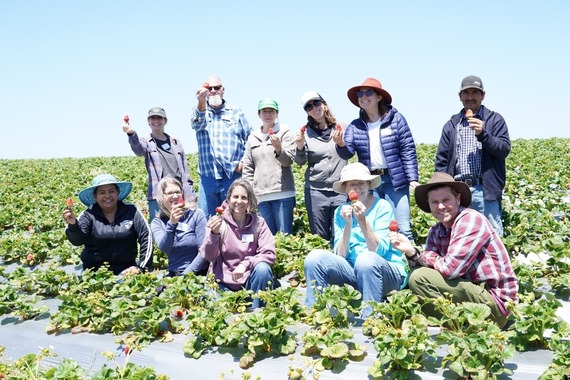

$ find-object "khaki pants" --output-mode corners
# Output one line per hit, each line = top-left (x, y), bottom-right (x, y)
(408, 266), (507, 327)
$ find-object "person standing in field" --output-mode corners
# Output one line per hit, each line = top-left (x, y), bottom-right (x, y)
(191, 76), (252, 217)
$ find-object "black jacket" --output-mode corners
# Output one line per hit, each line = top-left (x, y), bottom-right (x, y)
(65, 201), (153, 274)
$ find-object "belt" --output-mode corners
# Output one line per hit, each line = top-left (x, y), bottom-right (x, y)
(370, 168), (388, 175)
(462, 178), (482, 186)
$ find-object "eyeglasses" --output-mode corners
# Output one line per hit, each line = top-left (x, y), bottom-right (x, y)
(208, 85), (222, 91)
(165, 190), (182, 197)
(356, 89), (376, 98)
(304, 99), (322, 112)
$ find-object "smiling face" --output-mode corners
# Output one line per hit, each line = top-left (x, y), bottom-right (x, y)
(459, 88), (485, 113)
(94, 184), (119, 212)
(357, 87), (382, 113)
(162, 183), (183, 211)
(343, 180), (371, 200)
(305, 99), (325, 121)
(427, 186), (461, 229)
(148, 115), (166, 133)
(228, 184), (249, 217)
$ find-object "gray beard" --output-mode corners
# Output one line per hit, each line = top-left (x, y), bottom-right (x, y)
(208, 95), (223, 108)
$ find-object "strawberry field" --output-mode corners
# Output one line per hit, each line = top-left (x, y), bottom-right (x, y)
(0, 138), (569, 379)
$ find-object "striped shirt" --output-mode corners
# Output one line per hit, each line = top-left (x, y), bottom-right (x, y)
(420, 207), (518, 312)
(455, 109), (482, 181)
(191, 101), (251, 179)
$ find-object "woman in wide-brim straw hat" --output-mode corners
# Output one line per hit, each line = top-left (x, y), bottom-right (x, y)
(294, 90), (348, 246)
(62, 173), (153, 276)
(336, 77), (419, 243)
(303, 162), (409, 318)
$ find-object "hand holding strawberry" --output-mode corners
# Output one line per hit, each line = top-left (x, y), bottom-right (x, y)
(66, 197), (73, 210)
(215, 206), (225, 216)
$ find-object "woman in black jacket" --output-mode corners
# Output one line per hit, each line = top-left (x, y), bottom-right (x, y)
(63, 174), (153, 275)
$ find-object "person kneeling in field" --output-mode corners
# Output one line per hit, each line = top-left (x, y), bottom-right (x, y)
(304, 162), (409, 318)
(389, 172), (518, 328)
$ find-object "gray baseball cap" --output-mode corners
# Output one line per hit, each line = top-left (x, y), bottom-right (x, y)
(460, 75), (484, 92)
(148, 107), (167, 118)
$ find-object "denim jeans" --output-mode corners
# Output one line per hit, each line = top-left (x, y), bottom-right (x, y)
(198, 172), (241, 217)
(469, 185), (504, 236)
(147, 200), (160, 223)
(304, 249), (404, 317)
(305, 188), (346, 247)
(372, 174), (413, 242)
(257, 196), (295, 235)
(217, 262), (275, 308)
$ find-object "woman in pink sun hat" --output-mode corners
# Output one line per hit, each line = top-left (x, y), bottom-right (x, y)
(336, 77), (419, 243)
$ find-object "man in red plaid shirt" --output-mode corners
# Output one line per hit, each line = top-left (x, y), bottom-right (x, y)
(389, 172), (518, 328)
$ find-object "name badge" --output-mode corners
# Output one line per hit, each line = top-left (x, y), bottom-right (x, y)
(241, 234), (254, 243)
(176, 223), (189, 232)
(381, 128), (393, 136)
(162, 143), (171, 150)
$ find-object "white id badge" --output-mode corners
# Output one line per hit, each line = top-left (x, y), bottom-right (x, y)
(176, 223), (189, 232)
(241, 234), (254, 243)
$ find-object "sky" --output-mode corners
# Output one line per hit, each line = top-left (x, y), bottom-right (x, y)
(1, 1), (569, 160)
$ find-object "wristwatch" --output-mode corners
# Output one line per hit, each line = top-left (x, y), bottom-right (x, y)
(406, 247), (421, 261)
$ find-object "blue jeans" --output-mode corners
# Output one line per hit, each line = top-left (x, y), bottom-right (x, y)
(469, 185), (504, 236)
(198, 172), (241, 217)
(372, 174), (413, 242)
(257, 196), (295, 235)
(304, 249), (404, 317)
(218, 262), (275, 308)
(147, 200), (160, 223)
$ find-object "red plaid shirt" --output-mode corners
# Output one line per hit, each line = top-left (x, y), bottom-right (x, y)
(420, 207), (518, 313)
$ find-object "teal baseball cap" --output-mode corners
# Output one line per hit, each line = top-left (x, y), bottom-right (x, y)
(257, 98), (279, 111)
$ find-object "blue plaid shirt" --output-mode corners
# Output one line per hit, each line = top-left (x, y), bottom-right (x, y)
(191, 101), (252, 179)
(455, 109), (482, 181)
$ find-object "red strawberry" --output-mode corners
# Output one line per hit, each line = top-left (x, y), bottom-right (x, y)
(215, 206), (225, 215)
(124, 345), (131, 355)
(389, 220), (399, 232)
(28, 225), (34, 232)
(348, 190), (359, 203)
(174, 309), (184, 318)
(123, 115), (130, 123)
(465, 109), (474, 119)
(300, 126), (306, 133)
(335, 124), (342, 131)
(26, 254), (34, 261)
(202, 82), (209, 88)
(177, 196), (185, 205)
(66, 197), (73, 208)
(269, 128), (274, 135)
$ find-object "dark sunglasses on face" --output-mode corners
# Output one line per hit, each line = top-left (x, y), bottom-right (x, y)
(304, 99), (323, 112)
(356, 89), (376, 98)
(208, 85), (222, 91)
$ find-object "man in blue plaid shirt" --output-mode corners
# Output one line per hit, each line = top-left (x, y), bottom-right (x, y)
(191, 76), (252, 216)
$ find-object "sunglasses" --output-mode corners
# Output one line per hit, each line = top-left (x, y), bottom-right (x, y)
(304, 99), (323, 112)
(356, 89), (376, 98)
(208, 85), (222, 91)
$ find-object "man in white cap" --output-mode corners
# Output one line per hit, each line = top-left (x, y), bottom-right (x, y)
(435, 75), (511, 236)
(389, 172), (518, 328)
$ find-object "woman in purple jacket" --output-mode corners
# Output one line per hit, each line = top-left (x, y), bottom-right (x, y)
(336, 78), (419, 242)
(200, 178), (276, 308)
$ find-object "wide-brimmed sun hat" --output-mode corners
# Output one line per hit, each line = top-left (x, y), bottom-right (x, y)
(332, 163), (381, 194)
(414, 172), (472, 213)
(347, 77), (392, 107)
(78, 174), (133, 206)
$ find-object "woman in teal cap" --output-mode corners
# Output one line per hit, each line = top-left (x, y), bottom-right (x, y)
(62, 174), (153, 275)
(242, 98), (296, 234)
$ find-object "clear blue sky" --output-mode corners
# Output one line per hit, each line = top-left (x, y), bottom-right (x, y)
(2, 1), (569, 159)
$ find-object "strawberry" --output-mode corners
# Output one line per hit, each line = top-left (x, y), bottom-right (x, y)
(123, 115), (130, 123)
(269, 128), (274, 135)
(389, 220), (399, 232)
(465, 109), (474, 119)
(174, 309), (184, 318)
(124, 345), (131, 355)
(215, 206), (225, 216)
(28, 225), (34, 232)
(348, 190), (359, 203)
(202, 82), (209, 88)
(26, 254), (34, 262)
(66, 197), (73, 209)
(300, 126), (306, 133)
(335, 124), (342, 131)
(177, 196), (185, 205)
